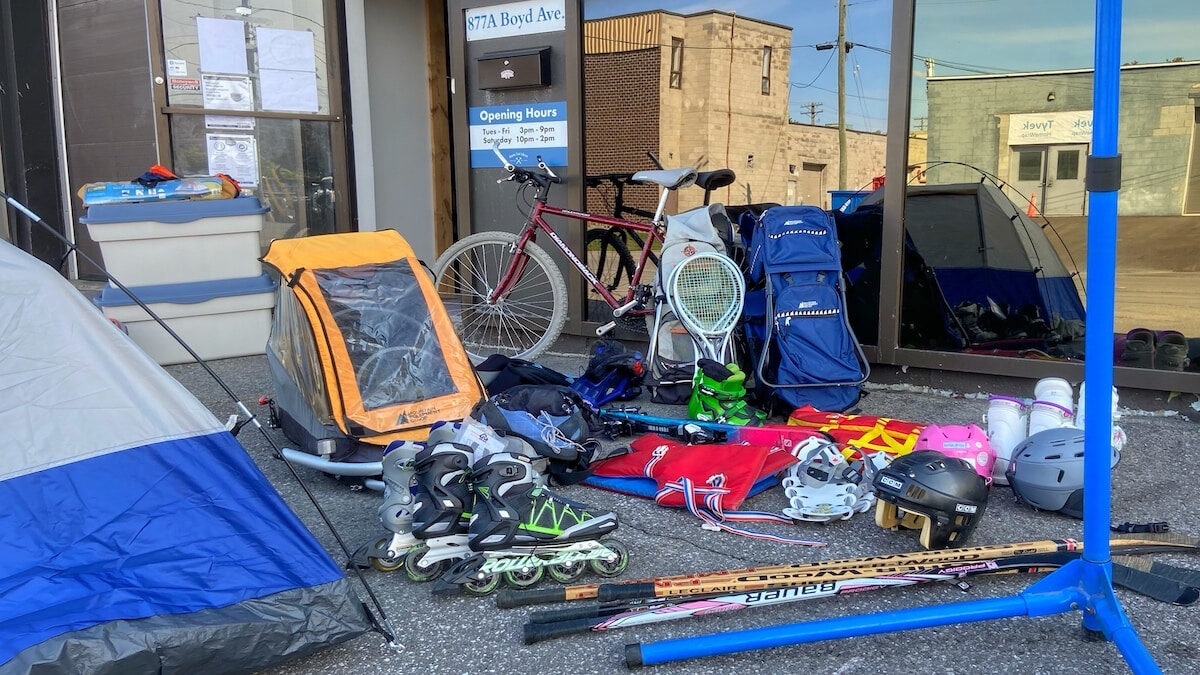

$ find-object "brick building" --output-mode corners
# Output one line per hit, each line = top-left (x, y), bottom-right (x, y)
(583, 9), (892, 216)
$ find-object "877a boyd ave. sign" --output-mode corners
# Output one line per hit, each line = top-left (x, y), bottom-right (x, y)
(466, 0), (566, 42)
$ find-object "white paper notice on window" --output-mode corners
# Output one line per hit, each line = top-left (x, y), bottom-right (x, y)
(260, 69), (318, 113)
(205, 115), (255, 131)
(201, 74), (254, 111)
(207, 134), (259, 187)
(196, 17), (248, 75)
(256, 27), (316, 72)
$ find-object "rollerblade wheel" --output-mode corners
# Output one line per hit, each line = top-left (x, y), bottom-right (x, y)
(403, 547), (449, 583)
(463, 573), (502, 596)
(588, 540), (630, 578)
(503, 566), (545, 588)
(548, 560), (587, 584)
(369, 537), (404, 573)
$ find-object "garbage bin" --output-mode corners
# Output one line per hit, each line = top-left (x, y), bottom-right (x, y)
(828, 190), (869, 213)
(80, 196), (269, 286)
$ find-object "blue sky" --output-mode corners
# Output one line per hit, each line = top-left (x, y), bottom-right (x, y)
(583, 0), (1200, 131)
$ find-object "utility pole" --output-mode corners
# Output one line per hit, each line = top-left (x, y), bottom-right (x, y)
(837, 0), (847, 189)
(802, 102), (823, 125)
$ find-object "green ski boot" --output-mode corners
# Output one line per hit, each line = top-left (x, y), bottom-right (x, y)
(689, 359), (767, 426)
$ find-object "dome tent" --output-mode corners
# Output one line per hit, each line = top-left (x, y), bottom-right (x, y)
(0, 239), (367, 673)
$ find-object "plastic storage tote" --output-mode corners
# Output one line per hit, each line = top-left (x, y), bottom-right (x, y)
(93, 274), (276, 366)
(80, 197), (269, 286)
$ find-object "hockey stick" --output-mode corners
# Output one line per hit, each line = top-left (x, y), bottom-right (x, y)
(495, 533), (1200, 608)
(521, 552), (1200, 643)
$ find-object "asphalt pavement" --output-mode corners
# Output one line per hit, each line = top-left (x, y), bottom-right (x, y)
(166, 352), (1200, 675)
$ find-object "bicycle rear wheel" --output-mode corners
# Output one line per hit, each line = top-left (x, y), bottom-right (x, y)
(585, 227), (636, 294)
(433, 231), (568, 361)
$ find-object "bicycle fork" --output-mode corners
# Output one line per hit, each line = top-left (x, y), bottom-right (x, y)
(487, 239), (532, 304)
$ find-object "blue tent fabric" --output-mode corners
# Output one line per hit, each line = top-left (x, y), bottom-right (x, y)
(0, 239), (367, 673)
(0, 433), (345, 663)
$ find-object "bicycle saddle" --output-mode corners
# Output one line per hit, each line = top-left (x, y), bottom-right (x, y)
(695, 169), (736, 192)
(631, 167), (697, 190)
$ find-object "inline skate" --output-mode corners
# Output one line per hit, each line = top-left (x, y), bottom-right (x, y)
(434, 450), (629, 596)
(362, 440), (421, 572)
(401, 423), (476, 583)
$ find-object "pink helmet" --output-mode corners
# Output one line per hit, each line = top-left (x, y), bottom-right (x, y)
(914, 424), (996, 486)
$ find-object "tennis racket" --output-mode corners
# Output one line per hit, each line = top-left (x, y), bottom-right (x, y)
(667, 252), (744, 367)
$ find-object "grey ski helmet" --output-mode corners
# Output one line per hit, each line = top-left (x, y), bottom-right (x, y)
(873, 450), (990, 550)
(1005, 427), (1120, 519)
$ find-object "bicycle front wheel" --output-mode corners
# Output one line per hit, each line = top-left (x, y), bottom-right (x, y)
(433, 231), (568, 361)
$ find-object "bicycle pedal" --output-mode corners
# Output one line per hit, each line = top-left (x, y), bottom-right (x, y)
(597, 321), (617, 336)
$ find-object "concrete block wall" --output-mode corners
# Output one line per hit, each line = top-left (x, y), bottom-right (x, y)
(784, 124), (888, 206)
(927, 63), (1200, 215)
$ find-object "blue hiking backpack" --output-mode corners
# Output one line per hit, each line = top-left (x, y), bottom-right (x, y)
(742, 205), (869, 412)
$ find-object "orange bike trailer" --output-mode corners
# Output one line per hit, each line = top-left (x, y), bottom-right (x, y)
(262, 231), (484, 462)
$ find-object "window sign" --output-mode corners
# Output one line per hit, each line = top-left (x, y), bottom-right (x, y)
(466, 0), (566, 42)
(469, 101), (567, 167)
(1008, 111), (1092, 145)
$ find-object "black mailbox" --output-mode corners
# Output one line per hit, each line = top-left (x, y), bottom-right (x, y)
(477, 47), (551, 90)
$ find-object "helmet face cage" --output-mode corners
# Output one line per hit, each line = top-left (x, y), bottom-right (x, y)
(872, 450), (989, 550)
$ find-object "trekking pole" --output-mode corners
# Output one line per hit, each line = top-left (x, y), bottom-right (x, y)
(1, 189), (400, 647)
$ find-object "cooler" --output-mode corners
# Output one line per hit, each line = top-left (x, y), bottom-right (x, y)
(80, 197), (269, 286)
(94, 274), (276, 366)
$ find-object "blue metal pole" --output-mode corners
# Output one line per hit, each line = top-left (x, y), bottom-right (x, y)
(1082, 0), (1121, 565)
(628, 588), (1080, 667)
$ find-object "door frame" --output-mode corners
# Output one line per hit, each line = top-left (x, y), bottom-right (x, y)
(144, 0), (353, 231)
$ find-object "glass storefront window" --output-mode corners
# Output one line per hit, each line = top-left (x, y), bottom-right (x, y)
(580, 0), (891, 338)
(168, 115), (336, 243)
(159, 0), (331, 114)
(902, 0), (1200, 382)
(155, 0), (345, 247)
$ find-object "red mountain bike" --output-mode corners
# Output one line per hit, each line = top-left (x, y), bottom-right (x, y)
(433, 149), (697, 360)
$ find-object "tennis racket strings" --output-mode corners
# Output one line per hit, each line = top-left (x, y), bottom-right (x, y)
(668, 253), (745, 363)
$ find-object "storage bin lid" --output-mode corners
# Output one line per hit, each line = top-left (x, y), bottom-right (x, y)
(93, 273), (275, 307)
(80, 196), (269, 225)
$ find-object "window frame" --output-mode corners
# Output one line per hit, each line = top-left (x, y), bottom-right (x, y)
(761, 45), (772, 95)
(670, 37), (683, 89)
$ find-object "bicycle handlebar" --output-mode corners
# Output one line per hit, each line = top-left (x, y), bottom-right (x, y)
(492, 145), (561, 186)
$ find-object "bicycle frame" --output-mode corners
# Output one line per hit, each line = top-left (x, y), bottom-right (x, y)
(491, 200), (663, 310)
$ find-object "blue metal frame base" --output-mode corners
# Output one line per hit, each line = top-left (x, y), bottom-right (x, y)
(629, 561), (1157, 672)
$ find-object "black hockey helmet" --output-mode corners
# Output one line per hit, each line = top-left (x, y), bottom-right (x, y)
(873, 449), (990, 550)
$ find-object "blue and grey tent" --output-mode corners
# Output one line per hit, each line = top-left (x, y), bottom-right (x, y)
(859, 183), (1086, 333)
(0, 239), (368, 674)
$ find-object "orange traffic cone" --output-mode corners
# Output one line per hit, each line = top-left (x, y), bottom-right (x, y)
(1026, 192), (1038, 217)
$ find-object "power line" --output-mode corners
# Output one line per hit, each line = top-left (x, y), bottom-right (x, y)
(791, 50), (837, 89)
